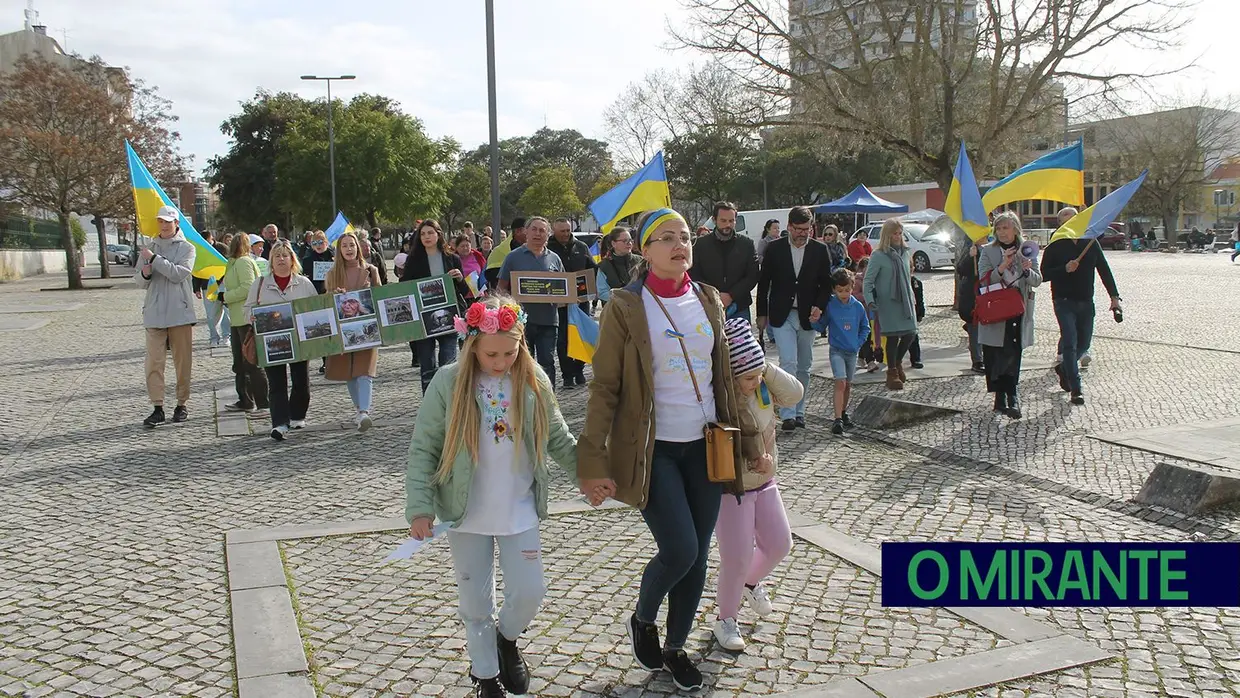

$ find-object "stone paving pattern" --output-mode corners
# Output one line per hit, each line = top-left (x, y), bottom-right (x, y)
(0, 252), (1238, 696)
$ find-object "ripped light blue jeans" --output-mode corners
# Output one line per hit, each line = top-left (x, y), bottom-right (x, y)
(448, 527), (546, 679)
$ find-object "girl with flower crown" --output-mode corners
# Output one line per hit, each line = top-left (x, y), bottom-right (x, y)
(405, 293), (588, 698)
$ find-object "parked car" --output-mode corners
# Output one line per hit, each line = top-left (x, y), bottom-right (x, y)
(856, 222), (955, 272)
(1099, 223), (1126, 250)
(106, 244), (133, 264)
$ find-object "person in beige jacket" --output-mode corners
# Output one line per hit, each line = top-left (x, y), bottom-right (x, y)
(712, 318), (803, 652)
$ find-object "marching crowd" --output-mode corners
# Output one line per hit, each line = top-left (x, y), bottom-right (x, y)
(135, 200), (1124, 696)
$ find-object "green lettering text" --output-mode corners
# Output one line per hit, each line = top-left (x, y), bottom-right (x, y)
(1024, 550), (1055, 600)
(909, 551), (949, 600)
(1129, 550), (1158, 600)
(961, 551), (1005, 601)
(1159, 550), (1188, 601)
(1058, 550), (1090, 601)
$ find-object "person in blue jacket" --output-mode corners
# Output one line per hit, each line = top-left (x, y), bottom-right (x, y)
(823, 268), (870, 435)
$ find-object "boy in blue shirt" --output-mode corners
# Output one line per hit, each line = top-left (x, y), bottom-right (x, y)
(824, 269), (871, 435)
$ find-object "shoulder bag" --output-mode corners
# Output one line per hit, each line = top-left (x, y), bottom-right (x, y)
(241, 283), (261, 364)
(973, 269), (1025, 325)
(648, 290), (740, 483)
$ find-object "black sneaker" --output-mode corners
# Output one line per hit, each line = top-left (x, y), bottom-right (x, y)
(496, 630), (529, 695)
(1071, 391), (1085, 406)
(471, 674), (506, 698)
(781, 418), (797, 432)
(627, 614), (662, 671)
(971, 362), (986, 374)
(143, 407), (165, 428)
(831, 419), (845, 436)
(840, 412), (855, 430)
(172, 405), (188, 423)
(662, 649), (704, 692)
(795, 417), (805, 429)
(1054, 363), (1071, 392)
(910, 361), (924, 369)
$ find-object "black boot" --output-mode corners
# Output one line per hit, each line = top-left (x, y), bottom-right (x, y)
(496, 630), (529, 695)
(992, 392), (1007, 413)
(471, 674), (506, 698)
(1005, 391), (1022, 419)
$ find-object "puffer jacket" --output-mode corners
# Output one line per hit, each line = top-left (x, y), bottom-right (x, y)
(405, 362), (578, 526)
(739, 362), (803, 492)
(136, 231), (197, 329)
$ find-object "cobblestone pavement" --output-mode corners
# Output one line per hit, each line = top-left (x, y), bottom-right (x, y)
(0, 254), (1238, 697)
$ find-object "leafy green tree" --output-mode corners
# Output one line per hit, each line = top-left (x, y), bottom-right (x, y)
(518, 166), (584, 219)
(664, 128), (755, 211)
(206, 91), (313, 232)
(275, 94), (454, 228)
(462, 128), (614, 220)
(442, 163), (492, 232)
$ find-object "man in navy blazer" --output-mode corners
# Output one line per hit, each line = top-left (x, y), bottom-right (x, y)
(756, 205), (833, 431)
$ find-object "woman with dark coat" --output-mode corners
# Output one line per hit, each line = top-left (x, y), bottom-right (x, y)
(595, 227), (639, 304)
(401, 219), (471, 392)
(955, 242), (985, 374)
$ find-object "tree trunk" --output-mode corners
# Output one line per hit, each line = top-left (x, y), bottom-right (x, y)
(367, 210), (377, 229)
(94, 214), (111, 279)
(59, 210), (83, 290)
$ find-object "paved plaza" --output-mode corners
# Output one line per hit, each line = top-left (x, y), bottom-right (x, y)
(1, 251), (1239, 697)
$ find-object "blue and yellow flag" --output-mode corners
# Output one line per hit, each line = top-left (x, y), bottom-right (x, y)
(1049, 170), (1147, 245)
(982, 141), (1085, 212)
(588, 241), (601, 263)
(126, 141), (226, 281)
(464, 270), (485, 297)
(945, 142), (991, 243)
(566, 304), (600, 363)
(325, 211), (356, 244)
(589, 152), (672, 233)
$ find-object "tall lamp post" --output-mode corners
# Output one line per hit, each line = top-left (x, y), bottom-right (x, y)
(751, 134), (768, 209)
(300, 74), (356, 215)
(485, 0), (502, 241)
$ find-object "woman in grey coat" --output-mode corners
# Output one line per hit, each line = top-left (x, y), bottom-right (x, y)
(977, 212), (1042, 419)
(863, 218), (919, 390)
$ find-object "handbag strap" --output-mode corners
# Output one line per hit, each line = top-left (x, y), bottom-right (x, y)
(647, 290), (712, 424)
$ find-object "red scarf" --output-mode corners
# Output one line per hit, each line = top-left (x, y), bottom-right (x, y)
(275, 274), (291, 291)
(644, 273), (691, 298)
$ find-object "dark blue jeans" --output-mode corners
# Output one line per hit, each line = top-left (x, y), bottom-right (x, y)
(636, 439), (722, 649)
(415, 334), (459, 394)
(524, 323), (558, 385)
(1054, 297), (1095, 392)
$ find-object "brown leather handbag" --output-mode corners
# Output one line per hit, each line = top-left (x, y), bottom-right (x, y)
(241, 284), (261, 364)
(649, 292), (740, 483)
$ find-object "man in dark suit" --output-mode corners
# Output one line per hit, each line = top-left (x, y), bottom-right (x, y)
(756, 205), (832, 431)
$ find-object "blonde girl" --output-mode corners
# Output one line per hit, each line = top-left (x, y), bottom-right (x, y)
(406, 294), (581, 698)
(323, 231), (382, 431)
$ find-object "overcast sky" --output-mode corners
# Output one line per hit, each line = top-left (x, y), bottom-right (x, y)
(4, 0), (1234, 175)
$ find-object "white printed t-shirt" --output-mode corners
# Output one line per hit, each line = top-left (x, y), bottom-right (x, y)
(454, 374), (539, 537)
(642, 288), (716, 442)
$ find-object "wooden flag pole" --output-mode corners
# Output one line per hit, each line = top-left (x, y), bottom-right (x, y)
(1074, 238), (1097, 263)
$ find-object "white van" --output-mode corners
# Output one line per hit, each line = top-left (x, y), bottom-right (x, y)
(705, 207), (797, 243)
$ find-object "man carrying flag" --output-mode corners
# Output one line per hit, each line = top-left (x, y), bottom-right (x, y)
(1040, 174), (1142, 406)
(138, 205), (198, 427)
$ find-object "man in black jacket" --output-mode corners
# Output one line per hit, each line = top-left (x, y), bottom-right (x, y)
(1040, 223), (1122, 406)
(756, 205), (832, 430)
(547, 217), (597, 388)
(690, 201), (760, 321)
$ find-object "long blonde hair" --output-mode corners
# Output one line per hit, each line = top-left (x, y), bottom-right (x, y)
(436, 294), (552, 483)
(876, 218), (905, 252)
(324, 231), (367, 291)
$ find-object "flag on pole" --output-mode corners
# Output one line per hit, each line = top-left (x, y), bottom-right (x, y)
(981, 141), (1085, 212)
(589, 152), (672, 234)
(205, 276), (220, 301)
(588, 241), (602, 263)
(464, 270), (485, 297)
(324, 211), (356, 244)
(126, 141), (226, 281)
(566, 304), (600, 363)
(1049, 170), (1147, 245)
(944, 142), (992, 243)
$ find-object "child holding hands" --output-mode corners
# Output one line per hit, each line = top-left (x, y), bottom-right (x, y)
(712, 319), (802, 651)
(406, 295), (605, 697)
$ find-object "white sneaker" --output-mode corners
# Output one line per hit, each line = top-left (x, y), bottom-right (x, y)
(1080, 352), (1092, 368)
(270, 425), (288, 441)
(289, 419), (307, 430)
(713, 617), (745, 651)
(744, 584), (774, 618)
(247, 408), (269, 419)
(866, 361), (879, 373)
(356, 412), (373, 433)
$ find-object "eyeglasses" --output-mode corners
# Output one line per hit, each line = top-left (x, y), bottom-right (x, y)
(649, 233), (692, 247)
(614, 237), (633, 244)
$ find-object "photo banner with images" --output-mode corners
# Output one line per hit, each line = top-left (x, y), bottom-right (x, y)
(510, 270), (597, 305)
(253, 276), (460, 367)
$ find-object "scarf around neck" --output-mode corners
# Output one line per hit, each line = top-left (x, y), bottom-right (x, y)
(883, 246), (916, 322)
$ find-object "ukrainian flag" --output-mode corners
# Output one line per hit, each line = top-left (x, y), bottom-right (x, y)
(1049, 170), (1147, 245)
(324, 211), (356, 244)
(566, 304), (599, 363)
(126, 141), (226, 281)
(981, 141), (1085, 212)
(589, 152), (671, 233)
(588, 241), (601, 263)
(944, 142), (991, 243)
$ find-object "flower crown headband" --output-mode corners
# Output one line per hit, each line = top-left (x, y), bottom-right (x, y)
(454, 301), (527, 339)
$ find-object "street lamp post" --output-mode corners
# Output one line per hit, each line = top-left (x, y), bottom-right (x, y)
(752, 134), (768, 209)
(300, 74), (356, 216)
(485, 0), (502, 241)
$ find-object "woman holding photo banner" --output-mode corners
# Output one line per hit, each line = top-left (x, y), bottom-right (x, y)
(245, 240), (318, 440)
(325, 231), (383, 432)
(222, 234), (269, 416)
(402, 220), (470, 393)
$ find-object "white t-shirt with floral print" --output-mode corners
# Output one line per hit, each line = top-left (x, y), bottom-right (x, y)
(454, 374), (538, 536)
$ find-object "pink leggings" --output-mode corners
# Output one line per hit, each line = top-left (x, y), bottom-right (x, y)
(714, 482), (793, 619)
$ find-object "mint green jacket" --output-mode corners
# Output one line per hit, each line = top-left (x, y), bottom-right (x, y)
(405, 362), (578, 526)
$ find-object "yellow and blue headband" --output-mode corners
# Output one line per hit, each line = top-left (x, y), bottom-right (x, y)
(638, 208), (685, 248)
